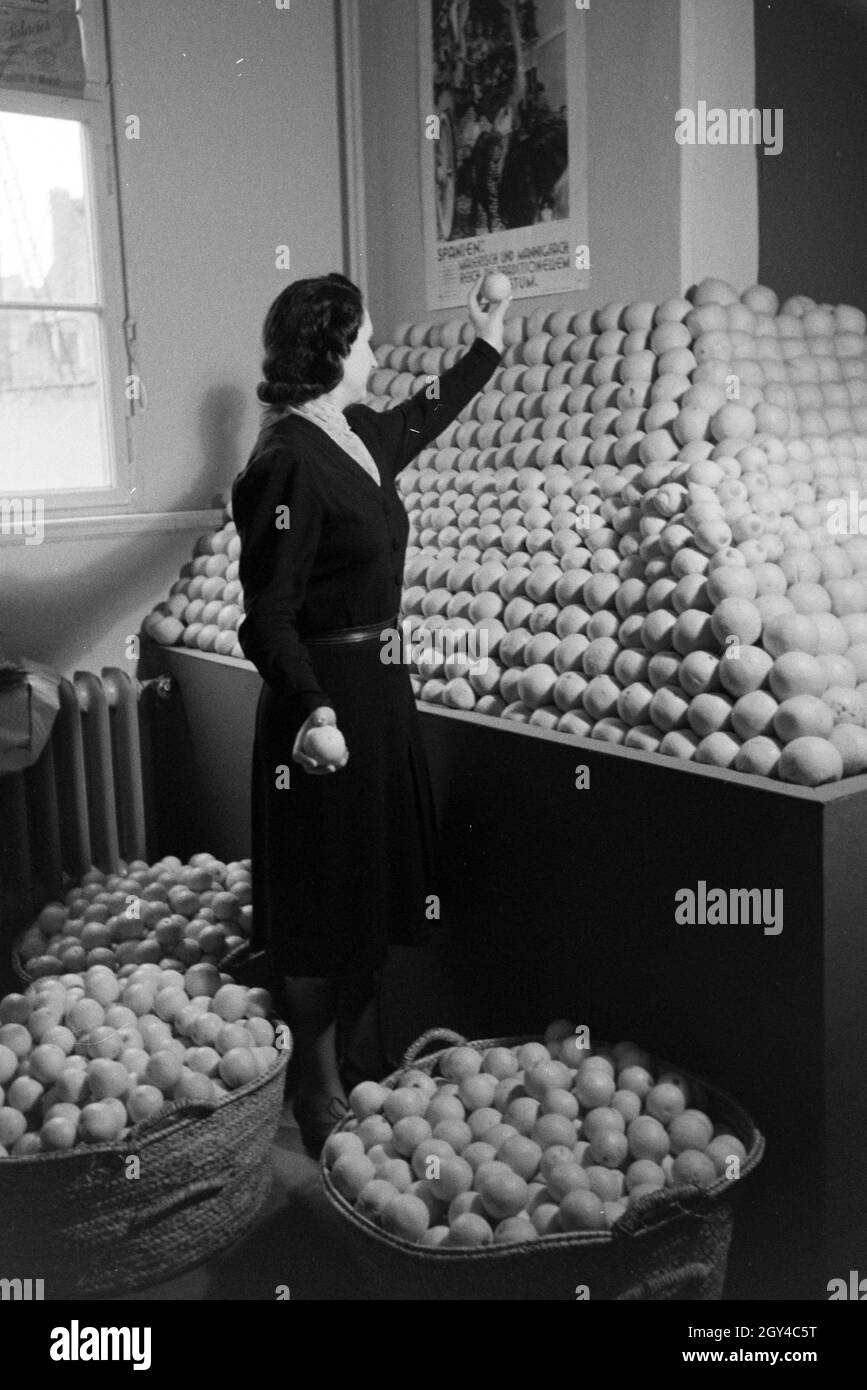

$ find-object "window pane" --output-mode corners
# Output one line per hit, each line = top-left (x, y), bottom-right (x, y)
(0, 110), (97, 305)
(0, 308), (112, 491)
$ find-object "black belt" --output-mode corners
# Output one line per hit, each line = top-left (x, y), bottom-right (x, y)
(301, 615), (398, 646)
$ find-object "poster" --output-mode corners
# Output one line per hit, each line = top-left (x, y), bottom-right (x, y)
(0, 0), (85, 99)
(420, 0), (588, 309)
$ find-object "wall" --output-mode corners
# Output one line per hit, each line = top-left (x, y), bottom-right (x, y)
(755, 0), (867, 310)
(679, 0), (758, 293)
(1, 0), (344, 676)
(358, 0), (758, 342)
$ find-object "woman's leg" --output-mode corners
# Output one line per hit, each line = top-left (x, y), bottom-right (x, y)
(338, 969), (395, 1085)
(283, 976), (346, 1106)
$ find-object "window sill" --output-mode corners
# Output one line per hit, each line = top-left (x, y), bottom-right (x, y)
(1, 510), (224, 545)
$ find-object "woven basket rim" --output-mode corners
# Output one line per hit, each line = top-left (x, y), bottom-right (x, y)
(0, 1039), (289, 1169)
(320, 1031), (765, 1257)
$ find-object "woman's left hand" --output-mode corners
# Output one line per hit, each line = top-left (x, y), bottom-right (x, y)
(468, 275), (510, 354)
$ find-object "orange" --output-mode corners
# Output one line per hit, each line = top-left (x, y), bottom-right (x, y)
(627, 1115), (670, 1161)
(392, 1115), (432, 1157)
(671, 1150), (717, 1188)
(6, 1075), (43, 1116)
(40, 1115), (79, 1151)
(87, 1059), (130, 1100)
(646, 1083), (687, 1125)
(153, 988), (190, 1025)
(383, 1086), (429, 1125)
(65, 998), (105, 1036)
(584, 1165), (625, 1201)
(173, 1069), (215, 1104)
(428, 1155), (474, 1201)
(503, 1097), (540, 1136)
(718, 644), (774, 697)
(349, 1080), (389, 1120)
(588, 1128), (629, 1168)
(79, 1098), (126, 1144)
(498, 1135), (543, 1181)
(778, 736), (843, 785)
(323, 1130), (365, 1166)
(457, 1072), (498, 1111)
(546, 1163), (592, 1202)
(626, 1159), (666, 1192)
(83, 970), (120, 1007)
(480, 1122), (519, 1152)
(440, 1046), (483, 1083)
(444, 1212), (494, 1246)
(466, 1106), (501, 1141)
(124, 1085), (164, 1128)
(210, 984), (248, 1023)
(189, 1013), (223, 1049)
(705, 1134), (748, 1176)
(217, 1023), (254, 1055)
(144, 1050), (184, 1094)
(493, 1215), (538, 1245)
(462, 1140), (498, 1173)
(480, 1047), (519, 1080)
(538, 1144), (578, 1183)
(216, 1045), (257, 1089)
(530, 1201), (561, 1235)
(0, 994), (32, 1027)
(0, 1106), (27, 1146)
(475, 1161), (529, 1219)
(668, 1109), (714, 1154)
(830, 724), (867, 776)
(331, 1152), (378, 1202)
(540, 1087), (580, 1121)
(524, 1059), (572, 1099)
(774, 695), (835, 743)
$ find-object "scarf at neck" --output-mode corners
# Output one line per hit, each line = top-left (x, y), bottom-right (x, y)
(290, 396), (381, 486)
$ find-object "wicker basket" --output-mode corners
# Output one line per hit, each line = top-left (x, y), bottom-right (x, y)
(321, 1029), (765, 1302)
(0, 1044), (290, 1297)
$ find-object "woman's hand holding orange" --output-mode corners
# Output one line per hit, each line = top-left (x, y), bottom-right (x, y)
(292, 707), (349, 775)
(468, 274), (511, 354)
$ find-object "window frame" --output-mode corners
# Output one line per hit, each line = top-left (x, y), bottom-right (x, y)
(0, 0), (135, 514)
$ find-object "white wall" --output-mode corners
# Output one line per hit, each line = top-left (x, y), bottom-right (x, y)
(358, 0), (757, 341)
(680, 0), (759, 294)
(1, 0), (345, 676)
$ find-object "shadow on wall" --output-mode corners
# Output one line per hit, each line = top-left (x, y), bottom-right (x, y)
(0, 383), (252, 674)
(755, 0), (867, 309)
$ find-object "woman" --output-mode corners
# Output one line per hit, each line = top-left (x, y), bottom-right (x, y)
(232, 272), (507, 1153)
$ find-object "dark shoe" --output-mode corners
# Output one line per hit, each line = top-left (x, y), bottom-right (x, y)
(293, 1092), (349, 1159)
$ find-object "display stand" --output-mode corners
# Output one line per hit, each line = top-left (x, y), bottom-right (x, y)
(160, 644), (867, 1300)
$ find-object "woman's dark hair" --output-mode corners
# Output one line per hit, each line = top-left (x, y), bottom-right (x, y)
(257, 272), (365, 411)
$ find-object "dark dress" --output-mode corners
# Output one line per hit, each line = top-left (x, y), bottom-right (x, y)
(231, 337), (501, 977)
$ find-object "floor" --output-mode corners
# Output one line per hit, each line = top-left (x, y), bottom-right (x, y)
(109, 1097), (367, 1302)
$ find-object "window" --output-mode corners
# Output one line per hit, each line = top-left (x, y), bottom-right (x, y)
(0, 1), (132, 512)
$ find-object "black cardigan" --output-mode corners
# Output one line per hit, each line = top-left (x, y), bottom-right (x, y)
(231, 335), (501, 721)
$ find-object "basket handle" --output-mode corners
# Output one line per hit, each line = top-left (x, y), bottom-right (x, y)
(616, 1261), (712, 1301)
(125, 1176), (231, 1233)
(403, 1028), (468, 1066)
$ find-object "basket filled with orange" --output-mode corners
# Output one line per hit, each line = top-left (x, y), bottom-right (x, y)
(320, 1023), (763, 1301)
(0, 969), (291, 1296)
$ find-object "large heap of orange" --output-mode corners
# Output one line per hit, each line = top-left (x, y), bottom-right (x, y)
(145, 278), (867, 786)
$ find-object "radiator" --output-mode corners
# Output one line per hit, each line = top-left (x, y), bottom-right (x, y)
(0, 667), (174, 948)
